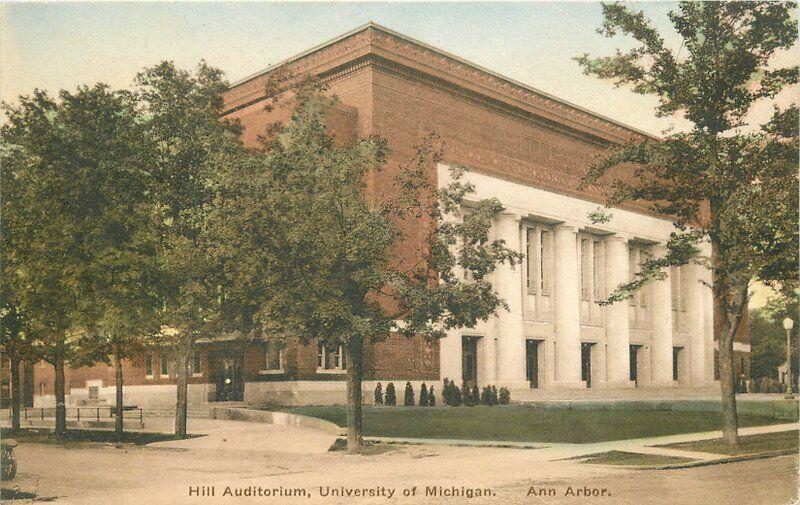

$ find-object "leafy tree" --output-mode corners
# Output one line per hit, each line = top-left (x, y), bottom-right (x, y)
(750, 286), (800, 387)
(576, 1), (798, 445)
(750, 310), (789, 381)
(253, 87), (521, 451)
(0, 303), (37, 432)
(1, 84), (153, 438)
(133, 61), (252, 437)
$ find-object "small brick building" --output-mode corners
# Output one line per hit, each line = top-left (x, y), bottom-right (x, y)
(22, 23), (749, 413)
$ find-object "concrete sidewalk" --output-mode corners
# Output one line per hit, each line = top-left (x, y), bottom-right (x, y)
(144, 417), (338, 454)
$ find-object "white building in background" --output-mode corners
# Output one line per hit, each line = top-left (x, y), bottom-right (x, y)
(438, 164), (721, 395)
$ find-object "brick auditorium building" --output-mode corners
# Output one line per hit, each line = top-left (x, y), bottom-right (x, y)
(18, 23), (749, 412)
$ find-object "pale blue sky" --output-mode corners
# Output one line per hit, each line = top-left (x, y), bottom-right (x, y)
(1, 2), (794, 135)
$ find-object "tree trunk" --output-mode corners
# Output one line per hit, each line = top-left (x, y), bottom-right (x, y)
(113, 346), (124, 438)
(9, 354), (21, 432)
(174, 339), (191, 438)
(345, 335), (364, 453)
(54, 351), (67, 439)
(711, 240), (740, 446)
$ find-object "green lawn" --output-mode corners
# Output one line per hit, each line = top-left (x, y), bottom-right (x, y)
(659, 430), (799, 456)
(578, 450), (695, 466)
(282, 405), (794, 444)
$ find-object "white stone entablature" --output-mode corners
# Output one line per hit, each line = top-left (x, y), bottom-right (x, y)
(437, 163), (715, 394)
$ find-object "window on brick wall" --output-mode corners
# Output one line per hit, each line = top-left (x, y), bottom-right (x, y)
(317, 341), (346, 372)
(145, 354), (153, 377)
(160, 353), (169, 377)
(188, 352), (202, 376)
(261, 341), (284, 373)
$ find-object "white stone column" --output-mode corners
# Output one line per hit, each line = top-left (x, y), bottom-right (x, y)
(686, 260), (708, 384)
(700, 242), (715, 386)
(604, 235), (634, 387)
(553, 223), (583, 386)
(650, 245), (675, 385)
(493, 213), (527, 388)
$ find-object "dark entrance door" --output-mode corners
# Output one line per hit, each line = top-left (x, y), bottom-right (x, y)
(461, 336), (479, 388)
(672, 347), (683, 381)
(212, 351), (245, 402)
(581, 343), (593, 388)
(629, 345), (641, 385)
(525, 340), (540, 389)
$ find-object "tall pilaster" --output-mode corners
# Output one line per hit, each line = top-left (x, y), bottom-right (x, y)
(686, 260), (708, 384)
(493, 213), (526, 388)
(553, 223), (583, 386)
(604, 235), (633, 387)
(700, 242), (715, 386)
(650, 245), (675, 385)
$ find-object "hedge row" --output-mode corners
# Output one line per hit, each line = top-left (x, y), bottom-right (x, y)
(372, 378), (510, 407)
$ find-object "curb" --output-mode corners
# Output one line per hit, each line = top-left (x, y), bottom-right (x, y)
(209, 407), (344, 435)
(651, 448), (798, 470)
(363, 436), (547, 450)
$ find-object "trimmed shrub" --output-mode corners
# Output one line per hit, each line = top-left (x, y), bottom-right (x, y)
(419, 383), (428, 406)
(385, 383), (397, 406)
(491, 385), (499, 405)
(374, 383), (383, 405)
(428, 386), (436, 407)
(445, 381), (461, 406)
(462, 385), (474, 406)
(471, 385), (480, 405)
(499, 387), (511, 405)
(404, 382), (415, 406)
(480, 386), (493, 405)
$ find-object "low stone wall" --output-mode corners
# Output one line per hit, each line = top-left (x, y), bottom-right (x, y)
(210, 407), (343, 435)
(245, 380), (441, 408)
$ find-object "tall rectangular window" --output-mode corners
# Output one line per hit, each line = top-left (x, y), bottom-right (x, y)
(189, 352), (202, 376)
(526, 227), (534, 290)
(317, 341), (346, 372)
(628, 248), (638, 306)
(540, 229), (550, 293)
(671, 266), (680, 311)
(525, 225), (551, 295)
(679, 266), (688, 312)
(145, 354), (153, 377)
(262, 341), (283, 372)
(592, 240), (602, 299)
(639, 249), (650, 307)
(160, 353), (169, 377)
(580, 238), (590, 300)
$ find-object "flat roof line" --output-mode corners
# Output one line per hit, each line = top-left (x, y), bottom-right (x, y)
(229, 21), (658, 140)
